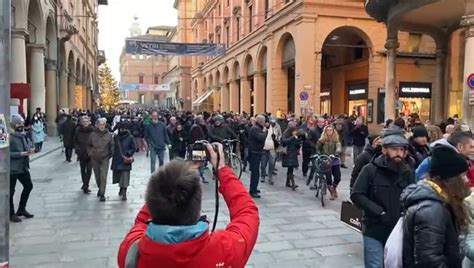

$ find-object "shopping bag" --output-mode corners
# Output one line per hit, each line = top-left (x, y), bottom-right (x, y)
(340, 201), (362, 232)
(384, 217), (404, 268)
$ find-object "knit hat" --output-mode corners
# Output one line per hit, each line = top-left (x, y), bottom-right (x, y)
(381, 126), (408, 148)
(412, 126), (429, 139)
(214, 115), (224, 122)
(429, 145), (469, 180)
(10, 114), (25, 128)
(368, 134), (380, 145)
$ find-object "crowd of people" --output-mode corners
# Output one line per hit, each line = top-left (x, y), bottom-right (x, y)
(9, 106), (474, 267)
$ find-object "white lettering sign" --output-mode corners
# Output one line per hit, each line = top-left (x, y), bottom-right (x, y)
(349, 89), (366, 95)
(401, 87), (430, 93)
(320, 92), (330, 97)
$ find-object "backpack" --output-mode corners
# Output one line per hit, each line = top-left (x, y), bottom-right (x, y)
(384, 217), (404, 268)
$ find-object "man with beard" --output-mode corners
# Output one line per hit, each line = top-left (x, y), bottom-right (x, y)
(210, 115), (237, 142)
(408, 125), (431, 168)
(74, 116), (94, 194)
(351, 126), (415, 268)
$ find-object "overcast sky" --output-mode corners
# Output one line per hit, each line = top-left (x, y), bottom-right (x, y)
(98, 0), (177, 81)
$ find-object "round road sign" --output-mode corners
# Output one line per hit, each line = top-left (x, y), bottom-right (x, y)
(299, 91), (309, 101)
(468, 73), (474, 90)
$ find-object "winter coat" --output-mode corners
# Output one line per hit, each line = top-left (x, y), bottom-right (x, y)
(317, 139), (341, 156)
(144, 121), (170, 151)
(334, 119), (350, 147)
(171, 129), (188, 155)
(281, 135), (302, 168)
(130, 121), (143, 138)
(248, 124), (267, 154)
(10, 132), (30, 175)
(351, 155), (415, 244)
(302, 126), (323, 152)
(409, 139), (431, 169)
(460, 193), (474, 267)
(117, 167), (259, 268)
(31, 121), (45, 144)
(62, 120), (77, 148)
(111, 131), (136, 172)
(350, 144), (381, 189)
(401, 181), (462, 268)
(209, 124), (237, 142)
(88, 129), (114, 161)
(189, 124), (208, 144)
(351, 124), (369, 147)
(74, 126), (93, 161)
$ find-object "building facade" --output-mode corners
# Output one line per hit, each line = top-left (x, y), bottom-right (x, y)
(189, 0), (464, 130)
(119, 24), (173, 107)
(11, 0), (106, 133)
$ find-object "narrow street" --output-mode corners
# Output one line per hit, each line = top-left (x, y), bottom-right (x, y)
(9, 140), (363, 268)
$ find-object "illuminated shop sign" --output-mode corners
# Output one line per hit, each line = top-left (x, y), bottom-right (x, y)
(320, 92), (330, 97)
(348, 83), (368, 100)
(349, 89), (366, 95)
(399, 82), (432, 98)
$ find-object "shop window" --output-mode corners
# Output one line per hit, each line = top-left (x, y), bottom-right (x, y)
(408, 33), (422, 53)
(322, 54), (330, 69)
(264, 0), (269, 18)
(236, 17), (240, 41)
(226, 25), (230, 47)
(249, 5), (253, 32)
(154, 75), (159, 84)
(139, 75), (144, 84)
(354, 41), (365, 60)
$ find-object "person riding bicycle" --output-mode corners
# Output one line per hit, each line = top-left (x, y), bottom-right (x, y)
(316, 125), (342, 200)
(210, 115), (237, 143)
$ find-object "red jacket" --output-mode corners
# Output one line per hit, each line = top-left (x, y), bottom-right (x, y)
(117, 166), (260, 268)
(468, 161), (474, 188)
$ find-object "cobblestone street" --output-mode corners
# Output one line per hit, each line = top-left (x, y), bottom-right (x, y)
(9, 141), (363, 268)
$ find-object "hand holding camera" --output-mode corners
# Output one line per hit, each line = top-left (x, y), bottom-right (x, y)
(206, 143), (225, 171)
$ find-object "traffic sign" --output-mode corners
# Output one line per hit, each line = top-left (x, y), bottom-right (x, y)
(468, 73), (474, 90)
(299, 91), (309, 101)
(469, 91), (474, 105)
(300, 100), (308, 108)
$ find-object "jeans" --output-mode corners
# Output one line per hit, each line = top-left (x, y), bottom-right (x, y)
(92, 158), (110, 196)
(302, 149), (312, 176)
(150, 149), (165, 173)
(80, 158), (92, 189)
(65, 147), (73, 161)
(261, 150), (276, 182)
(325, 164), (342, 187)
(363, 236), (384, 268)
(10, 172), (33, 215)
(248, 151), (262, 194)
(353, 145), (364, 164)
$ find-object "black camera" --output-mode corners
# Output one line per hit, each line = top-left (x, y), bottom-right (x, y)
(190, 140), (217, 162)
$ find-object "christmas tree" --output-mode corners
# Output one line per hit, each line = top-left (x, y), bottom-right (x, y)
(98, 64), (120, 110)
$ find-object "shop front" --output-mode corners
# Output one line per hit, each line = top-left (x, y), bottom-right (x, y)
(398, 82), (431, 121)
(320, 90), (331, 115)
(348, 83), (368, 118)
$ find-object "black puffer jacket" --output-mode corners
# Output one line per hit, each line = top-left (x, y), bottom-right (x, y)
(351, 155), (415, 244)
(409, 140), (431, 169)
(350, 144), (382, 189)
(281, 135), (302, 168)
(401, 182), (462, 268)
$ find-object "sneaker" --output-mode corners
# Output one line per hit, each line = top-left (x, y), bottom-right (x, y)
(10, 215), (22, 223)
(16, 210), (34, 218)
(99, 196), (106, 202)
(250, 193), (261, 199)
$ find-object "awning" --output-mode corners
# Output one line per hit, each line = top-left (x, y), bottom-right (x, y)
(192, 90), (214, 107)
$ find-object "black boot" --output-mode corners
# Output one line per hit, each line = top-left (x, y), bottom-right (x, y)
(99, 195), (106, 202)
(17, 209), (34, 218)
(119, 187), (124, 196)
(121, 188), (127, 201)
(10, 214), (22, 223)
(83, 187), (91, 194)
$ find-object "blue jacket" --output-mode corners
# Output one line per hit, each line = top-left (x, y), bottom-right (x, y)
(145, 121), (170, 151)
(415, 139), (458, 181)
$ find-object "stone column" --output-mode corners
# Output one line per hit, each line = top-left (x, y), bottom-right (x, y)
(240, 77), (251, 114)
(45, 60), (58, 135)
(68, 73), (76, 109)
(462, 15), (474, 126)
(59, 69), (68, 109)
(433, 46), (448, 123)
(254, 72), (265, 114)
(229, 80), (239, 112)
(11, 29), (28, 114)
(221, 83), (230, 111)
(384, 39), (399, 121)
(29, 45), (46, 115)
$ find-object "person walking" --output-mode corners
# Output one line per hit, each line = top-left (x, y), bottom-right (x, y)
(333, 117), (349, 168)
(408, 125), (431, 168)
(349, 135), (382, 191)
(317, 125), (342, 200)
(112, 122), (136, 201)
(62, 115), (77, 162)
(351, 117), (369, 164)
(281, 123), (303, 190)
(301, 118), (324, 177)
(74, 116), (94, 194)
(31, 116), (45, 153)
(88, 118), (114, 202)
(402, 145), (470, 267)
(9, 115), (34, 223)
(170, 124), (188, 159)
(145, 111), (170, 173)
(351, 126), (415, 268)
(260, 119), (278, 185)
(166, 116), (177, 160)
(247, 115), (267, 198)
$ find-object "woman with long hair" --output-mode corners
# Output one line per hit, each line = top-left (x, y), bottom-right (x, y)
(402, 145), (470, 267)
(281, 122), (303, 190)
(317, 125), (342, 200)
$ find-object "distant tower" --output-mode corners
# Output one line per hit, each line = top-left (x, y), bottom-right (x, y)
(129, 16), (142, 37)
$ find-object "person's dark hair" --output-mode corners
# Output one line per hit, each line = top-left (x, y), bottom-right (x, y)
(394, 117), (406, 129)
(447, 130), (472, 146)
(430, 175), (471, 233)
(385, 119), (394, 128)
(146, 160), (202, 225)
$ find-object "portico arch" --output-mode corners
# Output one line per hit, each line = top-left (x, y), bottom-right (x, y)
(67, 51), (75, 109)
(243, 54), (254, 115)
(222, 66), (230, 111)
(274, 33), (296, 115)
(231, 61), (241, 113)
(256, 46), (268, 113)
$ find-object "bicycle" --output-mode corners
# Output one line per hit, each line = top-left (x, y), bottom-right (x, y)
(222, 139), (242, 179)
(307, 154), (334, 207)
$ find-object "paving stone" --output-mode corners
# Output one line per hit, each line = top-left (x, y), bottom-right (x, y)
(254, 241), (295, 253)
(265, 231), (305, 241)
(271, 248), (321, 261)
(293, 236), (348, 249)
(314, 243), (364, 257)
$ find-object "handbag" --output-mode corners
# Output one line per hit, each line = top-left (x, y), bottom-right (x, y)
(384, 217), (404, 268)
(116, 136), (134, 164)
(340, 201), (362, 232)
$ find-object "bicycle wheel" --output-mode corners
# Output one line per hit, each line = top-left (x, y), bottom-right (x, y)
(320, 176), (326, 207)
(315, 176), (320, 198)
(230, 153), (243, 179)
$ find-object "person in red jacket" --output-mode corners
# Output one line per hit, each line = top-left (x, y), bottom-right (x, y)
(117, 143), (260, 268)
